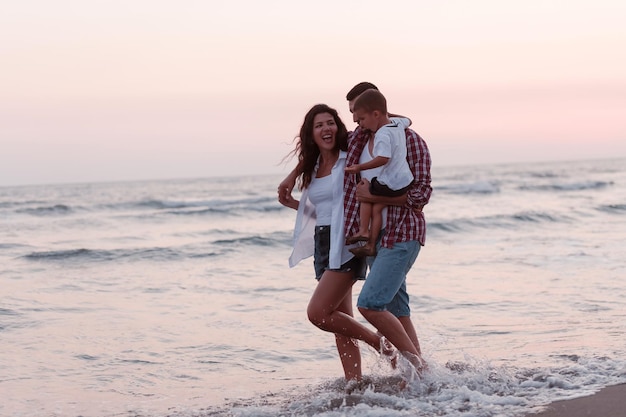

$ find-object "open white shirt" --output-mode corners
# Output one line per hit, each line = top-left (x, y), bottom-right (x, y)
(371, 117), (414, 190)
(289, 151), (356, 268)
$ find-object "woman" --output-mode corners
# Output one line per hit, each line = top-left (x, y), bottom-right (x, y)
(279, 104), (392, 383)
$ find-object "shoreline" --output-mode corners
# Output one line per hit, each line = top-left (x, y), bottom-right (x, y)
(527, 384), (626, 417)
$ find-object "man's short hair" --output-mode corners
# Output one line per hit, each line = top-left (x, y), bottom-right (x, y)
(346, 82), (379, 101)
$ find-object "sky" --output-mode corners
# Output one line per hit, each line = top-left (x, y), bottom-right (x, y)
(1, 0), (625, 186)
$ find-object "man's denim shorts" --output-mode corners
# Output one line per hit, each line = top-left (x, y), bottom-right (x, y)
(358, 238), (421, 317)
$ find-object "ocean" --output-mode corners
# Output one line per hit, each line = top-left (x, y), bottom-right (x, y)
(1, 158), (625, 417)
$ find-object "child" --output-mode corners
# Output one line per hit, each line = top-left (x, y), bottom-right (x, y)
(345, 89), (414, 257)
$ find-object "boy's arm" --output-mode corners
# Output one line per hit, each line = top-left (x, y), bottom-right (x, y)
(345, 155), (389, 174)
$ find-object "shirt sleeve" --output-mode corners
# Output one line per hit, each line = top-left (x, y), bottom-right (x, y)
(372, 129), (392, 158)
(390, 117), (411, 129)
(405, 129), (432, 209)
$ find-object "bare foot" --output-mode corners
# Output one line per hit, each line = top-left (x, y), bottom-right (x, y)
(349, 244), (377, 258)
(406, 352), (428, 377)
(344, 376), (372, 394)
(379, 335), (398, 369)
(395, 352), (428, 390)
(346, 234), (369, 244)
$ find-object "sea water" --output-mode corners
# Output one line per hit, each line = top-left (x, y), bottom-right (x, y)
(1, 158), (625, 417)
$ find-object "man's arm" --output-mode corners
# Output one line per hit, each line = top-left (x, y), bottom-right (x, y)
(355, 178), (407, 206)
(404, 129), (432, 210)
(355, 129), (431, 211)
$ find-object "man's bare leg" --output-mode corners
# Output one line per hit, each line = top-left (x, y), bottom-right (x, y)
(358, 307), (425, 373)
(399, 315), (422, 355)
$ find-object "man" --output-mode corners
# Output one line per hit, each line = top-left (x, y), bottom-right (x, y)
(343, 82), (432, 373)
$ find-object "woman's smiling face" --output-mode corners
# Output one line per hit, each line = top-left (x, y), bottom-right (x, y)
(312, 112), (338, 152)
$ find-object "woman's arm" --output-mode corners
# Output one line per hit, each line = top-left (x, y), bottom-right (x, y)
(278, 167), (300, 210)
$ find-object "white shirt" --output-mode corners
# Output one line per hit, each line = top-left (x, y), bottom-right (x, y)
(289, 151), (356, 268)
(371, 117), (414, 190)
(307, 174), (333, 226)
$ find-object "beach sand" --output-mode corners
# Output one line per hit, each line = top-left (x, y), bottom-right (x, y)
(527, 384), (626, 417)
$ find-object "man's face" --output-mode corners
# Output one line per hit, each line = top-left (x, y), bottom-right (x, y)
(348, 98), (358, 123)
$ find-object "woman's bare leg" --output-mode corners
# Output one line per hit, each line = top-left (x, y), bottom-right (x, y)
(307, 270), (382, 380)
(334, 288), (361, 380)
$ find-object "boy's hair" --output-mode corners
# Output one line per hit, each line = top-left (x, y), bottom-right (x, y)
(352, 88), (387, 114)
(346, 82), (378, 101)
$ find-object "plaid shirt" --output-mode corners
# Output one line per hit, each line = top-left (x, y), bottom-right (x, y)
(343, 126), (432, 248)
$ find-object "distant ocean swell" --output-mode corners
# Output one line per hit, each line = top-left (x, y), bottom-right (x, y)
(597, 203), (626, 214)
(20, 232), (293, 263)
(517, 180), (613, 192)
(428, 209), (582, 234)
(19, 204), (594, 264)
(437, 179), (613, 195)
(18, 205), (622, 263)
(7, 196), (282, 217)
(5, 179), (615, 217)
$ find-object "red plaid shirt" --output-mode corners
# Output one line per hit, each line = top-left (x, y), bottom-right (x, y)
(343, 126), (432, 247)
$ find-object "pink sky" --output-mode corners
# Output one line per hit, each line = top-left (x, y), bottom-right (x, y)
(1, 0), (625, 186)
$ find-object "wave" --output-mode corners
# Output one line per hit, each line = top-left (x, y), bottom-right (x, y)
(206, 355), (625, 417)
(0, 242), (31, 250)
(0, 199), (47, 209)
(15, 204), (74, 216)
(165, 205), (283, 216)
(596, 203), (626, 214)
(436, 181), (500, 195)
(0, 308), (19, 316)
(519, 180), (613, 192)
(430, 210), (572, 234)
(21, 232), (291, 262)
(135, 199), (192, 210)
(213, 236), (279, 247)
(103, 196), (282, 215)
(5, 195), (282, 217)
(22, 247), (221, 263)
(213, 231), (292, 247)
(436, 179), (613, 196)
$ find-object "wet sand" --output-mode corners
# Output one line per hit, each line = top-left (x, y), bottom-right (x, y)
(528, 384), (626, 417)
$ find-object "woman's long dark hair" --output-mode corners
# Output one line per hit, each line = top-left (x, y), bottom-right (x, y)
(287, 104), (348, 190)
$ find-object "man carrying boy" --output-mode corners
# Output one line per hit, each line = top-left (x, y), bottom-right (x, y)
(344, 82), (432, 375)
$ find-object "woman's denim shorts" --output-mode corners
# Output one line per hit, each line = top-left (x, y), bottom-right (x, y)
(313, 225), (366, 281)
